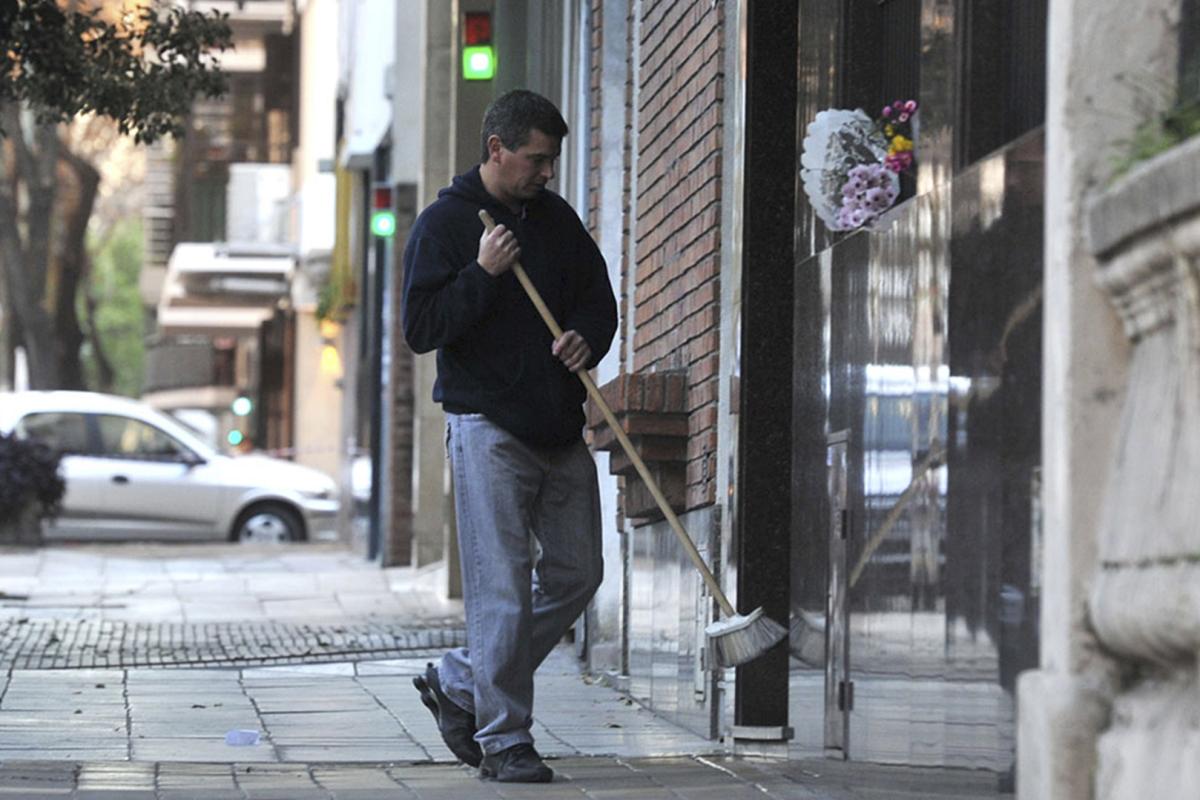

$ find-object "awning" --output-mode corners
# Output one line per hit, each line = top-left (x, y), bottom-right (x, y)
(156, 306), (277, 336)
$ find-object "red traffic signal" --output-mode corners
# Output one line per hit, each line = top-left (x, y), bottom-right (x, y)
(464, 12), (491, 45)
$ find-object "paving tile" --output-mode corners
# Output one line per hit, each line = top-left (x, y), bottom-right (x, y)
(158, 789), (245, 800)
(0, 747), (128, 760)
(277, 744), (428, 762)
(354, 658), (430, 676)
(311, 764), (414, 792)
(131, 736), (279, 762)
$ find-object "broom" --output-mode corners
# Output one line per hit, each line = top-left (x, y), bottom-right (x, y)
(479, 209), (787, 667)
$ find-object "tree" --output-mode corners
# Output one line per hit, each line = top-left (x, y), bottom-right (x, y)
(0, 0), (231, 389)
(81, 218), (145, 396)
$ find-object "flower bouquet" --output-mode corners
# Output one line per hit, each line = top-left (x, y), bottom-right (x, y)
(800, 99), (918, 231)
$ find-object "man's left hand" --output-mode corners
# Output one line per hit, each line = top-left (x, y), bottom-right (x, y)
(552, 330), (591, 372)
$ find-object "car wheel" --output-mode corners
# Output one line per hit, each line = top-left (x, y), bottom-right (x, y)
(233, 503), (306, 543)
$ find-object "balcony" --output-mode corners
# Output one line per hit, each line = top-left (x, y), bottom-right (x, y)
(156, 241), (294, 337)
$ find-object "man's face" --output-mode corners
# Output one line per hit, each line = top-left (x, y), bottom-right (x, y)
(491, 128), (560, 204)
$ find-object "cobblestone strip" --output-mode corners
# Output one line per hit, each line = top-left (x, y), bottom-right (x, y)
(0, 620), (466, 670)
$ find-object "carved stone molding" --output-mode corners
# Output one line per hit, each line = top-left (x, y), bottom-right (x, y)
(1085, 137), (1200, 666)
(1078, 135), (1200, 800)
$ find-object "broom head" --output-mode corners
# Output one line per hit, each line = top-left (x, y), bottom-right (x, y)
(704, 606), (788, 667)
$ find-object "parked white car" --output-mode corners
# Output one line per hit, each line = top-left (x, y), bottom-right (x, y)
(0, 391), (339, 543)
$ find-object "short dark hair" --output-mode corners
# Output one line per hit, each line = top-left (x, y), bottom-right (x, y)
(479, 89), (568, 162)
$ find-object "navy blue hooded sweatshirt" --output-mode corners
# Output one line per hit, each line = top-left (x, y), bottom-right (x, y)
(401, 166), (617, 447)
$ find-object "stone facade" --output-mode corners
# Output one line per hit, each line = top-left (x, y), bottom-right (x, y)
(1016, 1), (1196, 797)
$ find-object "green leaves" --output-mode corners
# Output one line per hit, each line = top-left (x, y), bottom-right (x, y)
(0, 0), (232, 143)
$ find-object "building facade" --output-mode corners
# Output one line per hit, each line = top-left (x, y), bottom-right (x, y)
(346, 2), (1199, 795)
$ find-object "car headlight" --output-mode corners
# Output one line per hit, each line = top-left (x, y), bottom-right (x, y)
(299, 487), (334, 500)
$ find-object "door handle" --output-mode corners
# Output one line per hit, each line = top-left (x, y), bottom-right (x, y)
(112, 475), (130, 485)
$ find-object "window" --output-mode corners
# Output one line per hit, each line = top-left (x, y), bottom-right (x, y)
(16, 412), (91, 454)
(94, 415), (189, 460)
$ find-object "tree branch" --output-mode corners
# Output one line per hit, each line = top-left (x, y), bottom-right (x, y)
(23, 119), (57, 304)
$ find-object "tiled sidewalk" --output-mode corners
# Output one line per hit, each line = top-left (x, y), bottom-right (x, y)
(0, 543), (461, 624)
(0, 544), (467, 668)
(0, 756), (1008, 798)
(0, 649), (714, 764)
(0, 545), (1009, 799)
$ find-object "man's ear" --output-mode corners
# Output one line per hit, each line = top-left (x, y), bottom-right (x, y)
(485, 134), (504, 163)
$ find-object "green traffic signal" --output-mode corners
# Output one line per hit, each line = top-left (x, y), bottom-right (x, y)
(227, 429), (245, 446)
(462, 45), (495, 80)
(371, 210), (397, 238)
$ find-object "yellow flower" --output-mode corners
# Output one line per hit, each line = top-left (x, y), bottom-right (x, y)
(884, 124), (895, 136)
(888, 135), (913, 155)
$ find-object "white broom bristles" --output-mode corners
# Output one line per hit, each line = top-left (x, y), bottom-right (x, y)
(704, 606), (788, 668)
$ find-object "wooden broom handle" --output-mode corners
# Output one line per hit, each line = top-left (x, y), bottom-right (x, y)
(478, 209), (735, 616)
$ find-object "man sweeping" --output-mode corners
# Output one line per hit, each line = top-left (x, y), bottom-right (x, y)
(401, 89), (617, 784)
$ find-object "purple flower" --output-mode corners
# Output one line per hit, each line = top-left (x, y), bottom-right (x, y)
(881, 106), (892, 118)
(835, 160), (902, 229)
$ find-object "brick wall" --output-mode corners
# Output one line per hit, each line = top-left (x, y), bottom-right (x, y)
(586, 1), (724, 515)
(633, 1), (724, 510)
(588, 0), (603, 234)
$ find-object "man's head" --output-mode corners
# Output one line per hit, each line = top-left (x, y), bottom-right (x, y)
(478, 90), (567, 210)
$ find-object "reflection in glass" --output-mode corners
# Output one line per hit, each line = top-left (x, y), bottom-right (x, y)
(790, 132), (1043, 783)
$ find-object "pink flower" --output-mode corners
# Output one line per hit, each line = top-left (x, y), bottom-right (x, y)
(885, 151), (914, 172)
(898, 112), (909, 123)
(904, 100), (918, 113)
(881, 106), (892, 118)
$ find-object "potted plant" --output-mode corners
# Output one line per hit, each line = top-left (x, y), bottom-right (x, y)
(0, 432), (65, 546)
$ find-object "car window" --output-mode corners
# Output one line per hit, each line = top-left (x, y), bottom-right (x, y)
(15, 412), (92, 454)
(94, 414), (190, 460)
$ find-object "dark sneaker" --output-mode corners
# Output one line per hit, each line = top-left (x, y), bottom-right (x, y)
(479, 743), (553, 783)
(412, 662), (482, 767)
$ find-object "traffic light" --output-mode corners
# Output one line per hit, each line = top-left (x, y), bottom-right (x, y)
(462, 12), (494, 81)
(231, 395), (253, 416)
(226, 429), (245, 447)
(370, 184), (396, 238)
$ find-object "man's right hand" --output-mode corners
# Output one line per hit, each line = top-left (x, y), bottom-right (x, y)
(478, 223), (520, 276)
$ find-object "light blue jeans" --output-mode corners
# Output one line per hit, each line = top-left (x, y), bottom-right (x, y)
(439, 413), (603, 755)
